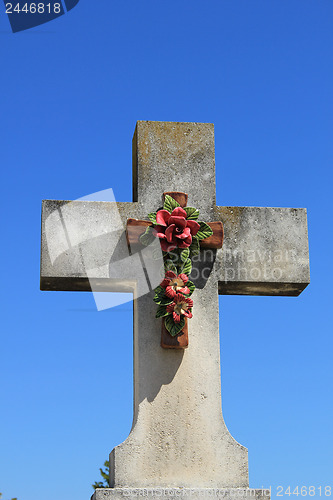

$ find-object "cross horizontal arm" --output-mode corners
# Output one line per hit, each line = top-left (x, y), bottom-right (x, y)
(40, 199), (140, 291)
(215, 205), (310, 296)
(41, 200), (310, 297)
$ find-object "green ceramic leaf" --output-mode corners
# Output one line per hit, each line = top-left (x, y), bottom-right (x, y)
(153, 287), (166, 303)
(156, 305), (170, 318)
(164, 260), (177, 274)
(140, 226), (155, 246)
(181, 258), (192, 276)
(184, 207), (199, 220)
(196, 221), (213, 241)
(148, 212), (157, 224)
(167, 249), (179, 264)
(164, 314), (173, 333)
(180, 247), (190, 262)
(171, 318), (186, 337)
(189, 237), (200, 257)
(154, 285), (164, 295)
(153, 286), (173, 306)
(165, 315), (186, 337)
(157, 295), (174, 306)
(163, 194), (180, 212)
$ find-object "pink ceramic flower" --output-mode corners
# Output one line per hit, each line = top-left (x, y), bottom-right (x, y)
(160, 271), (190, 298)
(153, 207), (200, 252)
(166, 294), (194, 323)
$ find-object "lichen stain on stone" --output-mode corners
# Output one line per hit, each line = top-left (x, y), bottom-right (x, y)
(137, 122), (214, 176)
(214, 206), (245, 239)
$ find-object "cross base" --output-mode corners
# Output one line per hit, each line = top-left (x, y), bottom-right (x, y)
(92, 488), (271, 500)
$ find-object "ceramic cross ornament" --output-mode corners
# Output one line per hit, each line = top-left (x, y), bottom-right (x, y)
(40, 121), (310, 498)
(126, 191), (223, 348)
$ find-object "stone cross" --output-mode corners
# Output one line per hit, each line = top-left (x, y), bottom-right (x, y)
(40, 121), (310, 499)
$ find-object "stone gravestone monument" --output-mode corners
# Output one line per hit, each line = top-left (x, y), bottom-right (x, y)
(40, 121), (310, 500)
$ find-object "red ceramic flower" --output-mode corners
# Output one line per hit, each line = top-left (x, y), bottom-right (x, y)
(160, 271), (190, 298)
(153, 207), (200, 252)
(166, 294), (194, 323)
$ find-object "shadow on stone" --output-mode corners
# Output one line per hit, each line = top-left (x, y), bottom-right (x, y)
(143, 348), (184, 404)
(190, 249), (216, 289)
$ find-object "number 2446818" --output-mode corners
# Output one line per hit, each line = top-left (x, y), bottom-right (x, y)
(6, 3), (62, 14)
(277, 486), (331, 496)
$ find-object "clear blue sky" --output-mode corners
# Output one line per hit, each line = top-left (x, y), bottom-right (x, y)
(1, 1), (332, 499)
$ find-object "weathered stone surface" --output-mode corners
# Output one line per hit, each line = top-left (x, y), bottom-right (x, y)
(92, 488), (271, 500)
(40, 200), (138, 291)
(133, 121), (216, 219)
(216, 206), (310, 296)
(40, 121), (310, 493)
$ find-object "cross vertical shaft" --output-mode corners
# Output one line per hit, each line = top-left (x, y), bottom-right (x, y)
(111, 122), (247, 488)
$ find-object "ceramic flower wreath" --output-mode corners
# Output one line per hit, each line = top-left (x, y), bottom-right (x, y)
(140, 194), (213, 338)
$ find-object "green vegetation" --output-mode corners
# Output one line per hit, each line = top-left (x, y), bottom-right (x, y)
(92, 460), (110, 490)
(0, 493), (17, 500)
